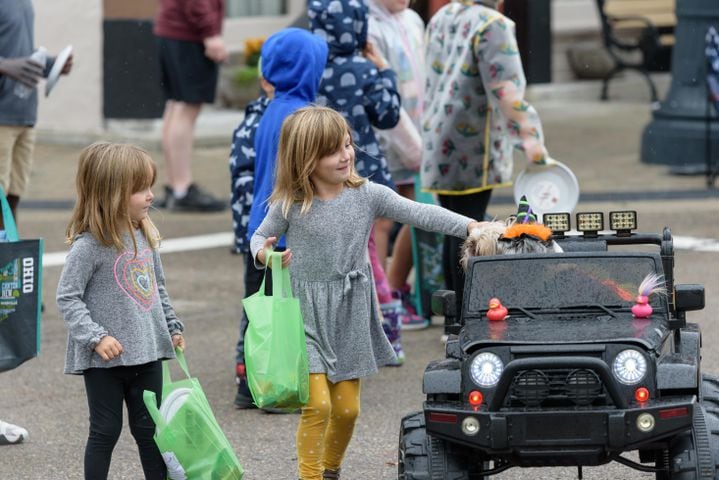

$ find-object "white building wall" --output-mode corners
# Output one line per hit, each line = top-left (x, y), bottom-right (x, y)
(553, 0), (600, 35)
(34, 0), (104, 136)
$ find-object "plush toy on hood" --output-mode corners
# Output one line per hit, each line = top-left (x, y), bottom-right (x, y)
(498, 196), (564, 255)
(460, 195), (563, 270)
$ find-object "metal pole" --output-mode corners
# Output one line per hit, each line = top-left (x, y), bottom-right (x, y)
(641, 0), (719, 173)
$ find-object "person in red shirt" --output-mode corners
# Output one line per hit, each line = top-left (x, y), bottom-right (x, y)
(154, 0), (228, 212)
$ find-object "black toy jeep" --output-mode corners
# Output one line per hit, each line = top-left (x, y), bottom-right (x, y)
(398, 212), (717, 479)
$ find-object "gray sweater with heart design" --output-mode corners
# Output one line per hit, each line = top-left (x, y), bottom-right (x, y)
(57, 230), (183, 374)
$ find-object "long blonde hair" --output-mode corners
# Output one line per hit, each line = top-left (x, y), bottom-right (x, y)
(270, 106), (366, 217)
(65, 142), (160, 253)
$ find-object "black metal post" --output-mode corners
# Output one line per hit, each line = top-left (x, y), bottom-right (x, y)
(640, 0), (719, 174)
(503, 0), (552, 85)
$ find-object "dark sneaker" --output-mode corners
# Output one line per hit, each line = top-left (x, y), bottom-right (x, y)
(0, 420), (28, 445)
(167, 184), (227, 212)
(155, 185), (172, 209)
(234, 364), (257, 409)
(323, 469), (340, 479)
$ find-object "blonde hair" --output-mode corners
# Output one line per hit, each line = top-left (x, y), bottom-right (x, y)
(270, 106), (366, 217)
(65, 142), (160, 253)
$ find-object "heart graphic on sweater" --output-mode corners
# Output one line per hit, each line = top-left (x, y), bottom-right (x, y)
(113, 248), (157, 311)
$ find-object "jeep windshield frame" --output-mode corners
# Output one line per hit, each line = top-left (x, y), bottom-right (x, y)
(464, 252), (668, 319)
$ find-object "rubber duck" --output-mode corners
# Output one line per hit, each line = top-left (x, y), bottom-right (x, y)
(487, 297), (508, 322)
(631, 295), (653, 319)
(631, 273), (666, 319)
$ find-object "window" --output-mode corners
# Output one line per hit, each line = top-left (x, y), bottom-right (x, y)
(226, 0), (287, 17)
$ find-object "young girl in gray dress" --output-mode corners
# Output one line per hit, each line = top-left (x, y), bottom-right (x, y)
(250, 106), (483, 480)
(57, 143), (185, 480)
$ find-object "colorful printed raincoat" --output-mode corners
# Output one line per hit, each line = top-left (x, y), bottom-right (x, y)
(367, 0), (426, 185)
(421, 0), (550, 195)
(309, 0), (401, 189)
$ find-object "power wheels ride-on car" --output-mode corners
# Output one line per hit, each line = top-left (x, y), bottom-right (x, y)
(399, 211), (716, 479)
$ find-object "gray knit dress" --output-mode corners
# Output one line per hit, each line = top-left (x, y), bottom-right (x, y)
(250, 182), (472, 383)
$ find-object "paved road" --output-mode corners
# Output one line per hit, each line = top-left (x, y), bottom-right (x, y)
(2, 89), (719, 479)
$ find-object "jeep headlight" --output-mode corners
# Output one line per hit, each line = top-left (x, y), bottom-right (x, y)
(470, 352), (504, 388)
(612, 349), (647, 385)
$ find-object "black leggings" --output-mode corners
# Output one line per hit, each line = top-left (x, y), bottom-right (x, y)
(83, 361), (165, 480)
(438, 190), (493, 317)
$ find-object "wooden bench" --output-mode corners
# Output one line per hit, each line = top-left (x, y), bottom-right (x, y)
(595, 0), (676, 101)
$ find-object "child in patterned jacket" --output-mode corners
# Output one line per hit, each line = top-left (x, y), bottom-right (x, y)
(228, 73), (274, 409)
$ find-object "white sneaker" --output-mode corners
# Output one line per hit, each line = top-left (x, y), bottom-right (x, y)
(0, 420), (28, 445)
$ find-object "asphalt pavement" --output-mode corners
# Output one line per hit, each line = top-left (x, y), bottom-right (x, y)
(2, 73), (719, 479)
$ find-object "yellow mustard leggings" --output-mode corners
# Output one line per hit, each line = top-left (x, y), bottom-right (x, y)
(296, 374), (361, 480)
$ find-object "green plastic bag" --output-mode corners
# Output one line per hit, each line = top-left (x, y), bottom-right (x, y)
(242, 251), (309, 410)
(143, 349), (244, 480)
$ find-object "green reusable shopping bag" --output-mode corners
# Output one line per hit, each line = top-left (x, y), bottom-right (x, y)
(143, 349), (243, 480)
(242, 251), (309, 410)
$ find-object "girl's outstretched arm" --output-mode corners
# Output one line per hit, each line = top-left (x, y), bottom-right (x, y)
(370, 183), (476, 238)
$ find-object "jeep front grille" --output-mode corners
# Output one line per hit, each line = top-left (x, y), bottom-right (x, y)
(508, 368), (610, 408)
(566, 369), (603, 406)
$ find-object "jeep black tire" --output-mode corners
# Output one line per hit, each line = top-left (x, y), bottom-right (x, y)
(661, 375), (719, 479)
(398, 411), (486, 480)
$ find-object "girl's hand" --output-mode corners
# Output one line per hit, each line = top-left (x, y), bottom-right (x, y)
(257, 237), (277, 265)
(257, 237), (293, 268)
(467, 221), (489, 235)
(95, 335), (123, 361)
(277, 249), (292, 268)
(172, 334), (185, 351)
(363, 42), (387, 70)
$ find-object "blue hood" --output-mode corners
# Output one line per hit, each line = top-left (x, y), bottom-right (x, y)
(308, 0), (368, 58)
(260, 27), (328, 101)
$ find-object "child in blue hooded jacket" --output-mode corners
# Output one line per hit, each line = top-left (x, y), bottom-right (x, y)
(308, 0), (405, 365)
(247, 28), (328, 250)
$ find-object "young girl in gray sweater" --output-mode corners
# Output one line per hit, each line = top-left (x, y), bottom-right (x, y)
(250, 106), (484, 480)
(56, 142), (185, 480)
